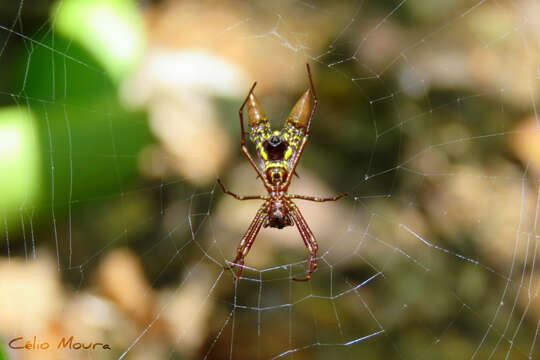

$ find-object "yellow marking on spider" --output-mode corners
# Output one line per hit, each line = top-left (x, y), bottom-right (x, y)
(265, 162), (287, 170)
(284, 147), (293, 160)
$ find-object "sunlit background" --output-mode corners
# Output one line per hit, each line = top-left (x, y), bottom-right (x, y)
(0, 0), (539, 359)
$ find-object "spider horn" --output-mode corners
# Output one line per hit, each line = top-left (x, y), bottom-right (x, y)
(247, 92), (268, 127)
(286, 88), (311, 128)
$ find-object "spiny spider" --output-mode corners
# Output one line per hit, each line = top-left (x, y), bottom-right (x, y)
(218, 64), (347, 281)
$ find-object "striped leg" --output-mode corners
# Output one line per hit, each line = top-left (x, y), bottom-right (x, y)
(217, 178), (268, 200)
(230, 203), (269, 279)
(289, 193), (347, 202)
(288, 202), (318, 281)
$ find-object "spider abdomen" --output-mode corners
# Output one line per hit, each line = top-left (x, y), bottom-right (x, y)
(263, 135), (289, 161)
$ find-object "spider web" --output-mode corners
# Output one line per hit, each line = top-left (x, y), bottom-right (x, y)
(0, 0), (539, 359)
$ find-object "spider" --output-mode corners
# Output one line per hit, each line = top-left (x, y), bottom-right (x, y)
(218, 63), (347, 281)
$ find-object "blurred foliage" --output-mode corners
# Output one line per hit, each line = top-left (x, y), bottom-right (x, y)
(0, 107), (40, 215)
(18, 33), (152, 199)
(52, 0), (146, 82)
(1, 2), (153, 268)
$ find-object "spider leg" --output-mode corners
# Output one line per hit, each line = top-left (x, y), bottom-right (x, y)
(288, 193), (347, 202)
(287, 201), (318, 281)
(217, 179), (268, 200)
(241, 145), (272, 189)
(228, 203), (269, 279)
(283, 64), (319, 189)
(238, 83), (272, 189)
(304, 63), (319, 133)
(239, 82), (257, 147)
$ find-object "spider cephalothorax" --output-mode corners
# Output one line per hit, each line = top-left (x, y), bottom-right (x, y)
(266, 200), (292, 229)
(218, 64), (346, 281)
